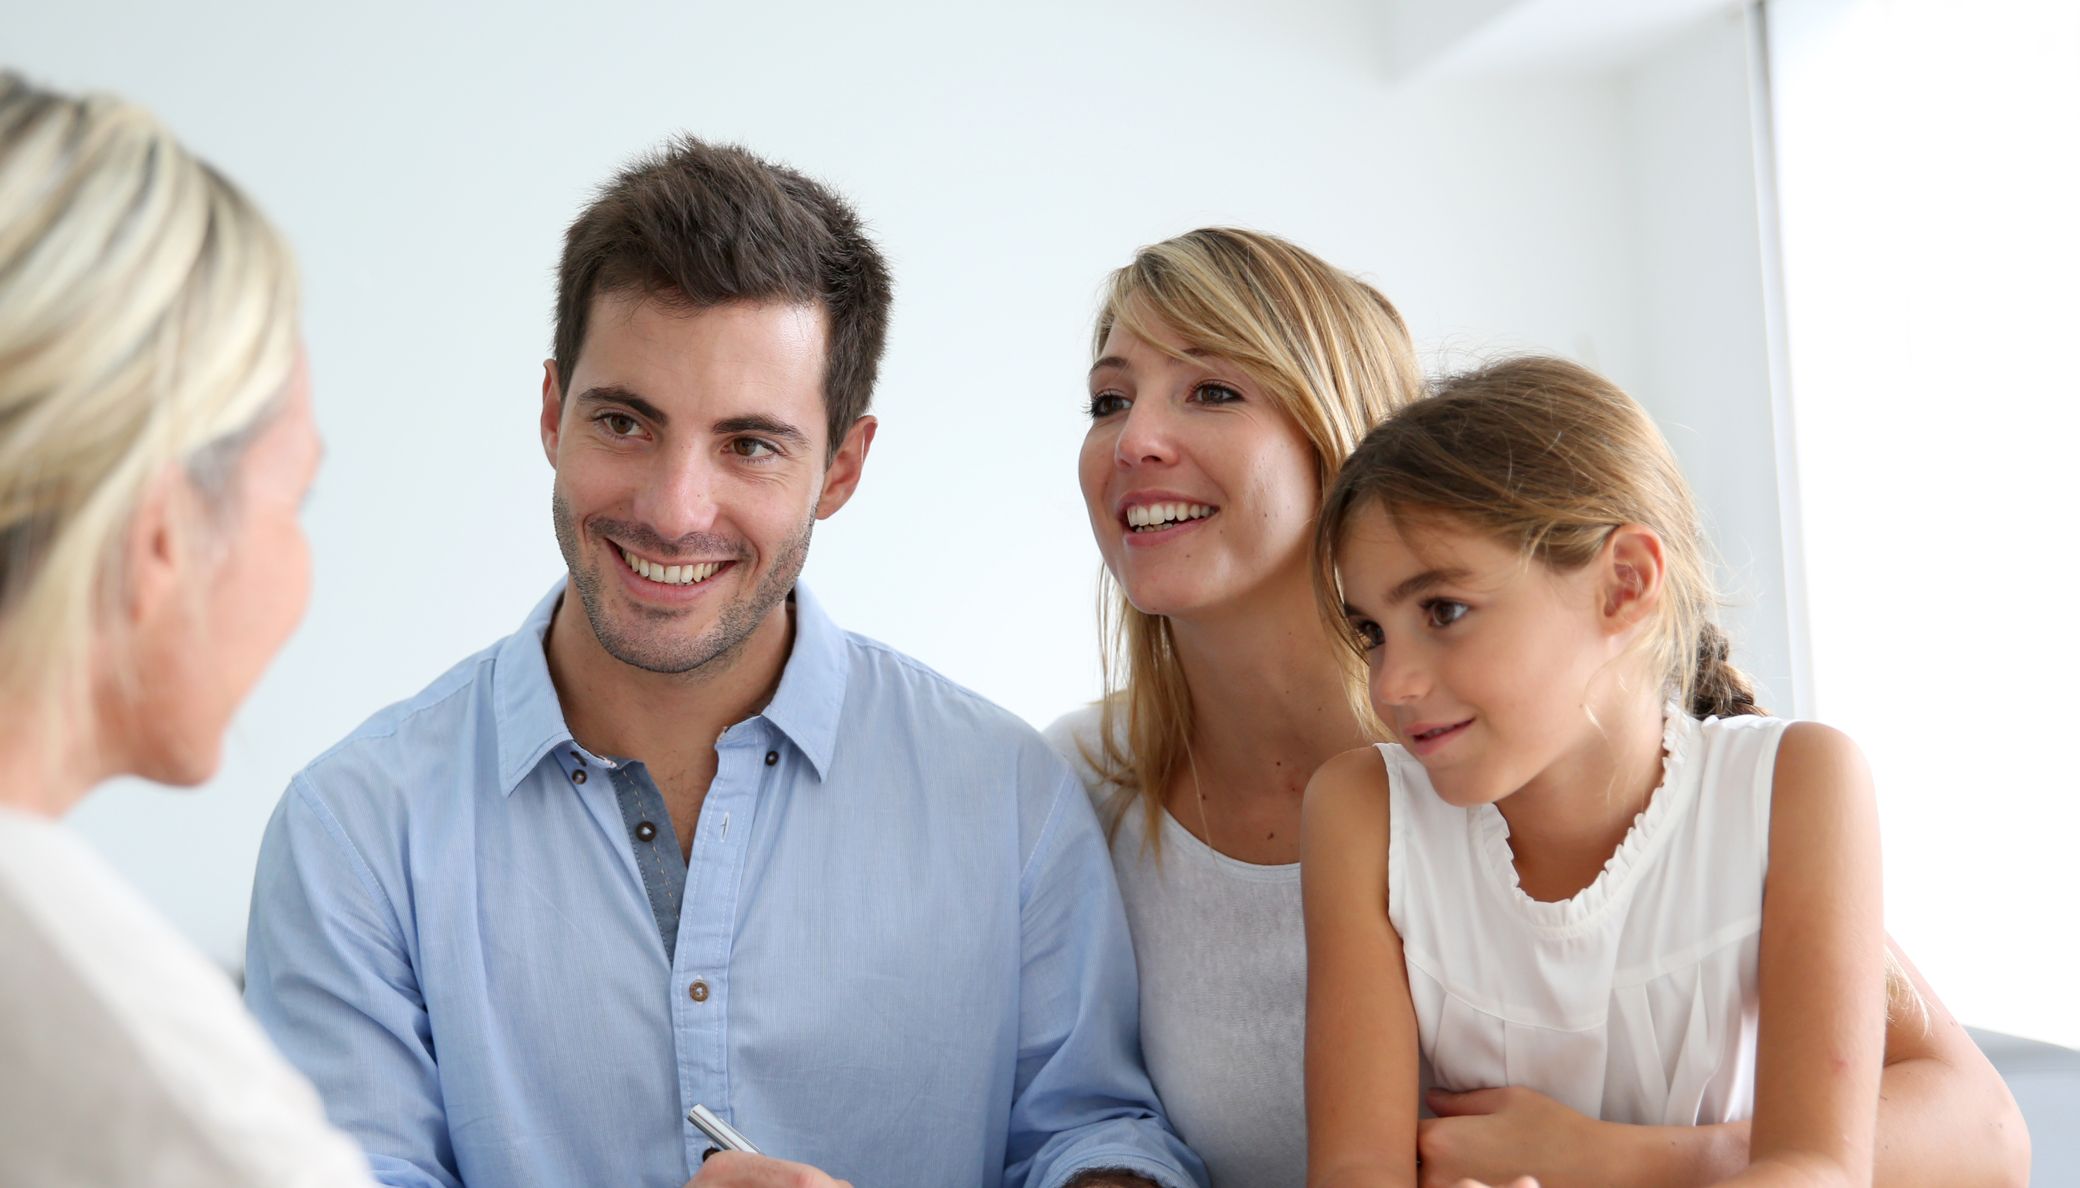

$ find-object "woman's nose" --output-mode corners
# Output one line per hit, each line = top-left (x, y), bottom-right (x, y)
(1113, 399), (1178, 468)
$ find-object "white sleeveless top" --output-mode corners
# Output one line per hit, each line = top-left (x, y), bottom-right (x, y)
(1385, 711), (1790, 1126)
(1044, 706), (1307, 1188)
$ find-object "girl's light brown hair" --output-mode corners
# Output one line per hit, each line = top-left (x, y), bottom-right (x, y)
(1086, 227), (1424, 852)
(1314, 355), (1762, 723)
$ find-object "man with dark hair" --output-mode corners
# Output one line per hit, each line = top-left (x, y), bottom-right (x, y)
(244, 138), (1203, 1188)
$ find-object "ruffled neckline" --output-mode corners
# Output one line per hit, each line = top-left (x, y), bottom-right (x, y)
(1471, 709), (1700, 936)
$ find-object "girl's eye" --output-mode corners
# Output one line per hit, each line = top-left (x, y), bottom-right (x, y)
(1085, 392), (1129, 419)
(1191, 382), (1243, 405)
(1350, 618), (1384, 649)
(598, 412), (641, 437)
(1422, 600), (1470, 629)
(729, 437), (777, 459)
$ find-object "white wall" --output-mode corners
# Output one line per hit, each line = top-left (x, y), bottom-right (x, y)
(1622, 9), (1802, 714)
(12, 1), (1780, 976)
(1767, 0), (2080, 1048)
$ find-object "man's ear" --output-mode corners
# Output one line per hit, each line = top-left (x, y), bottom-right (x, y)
(540, 361), (565, 468)
(124, 463), (195, 632)
(1600, 524), (1667, 635)
(816, 415), (878, 520)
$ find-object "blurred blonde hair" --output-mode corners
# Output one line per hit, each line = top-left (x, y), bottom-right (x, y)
(0, 73), (300, 735)
(1086, 227), (1423, 853)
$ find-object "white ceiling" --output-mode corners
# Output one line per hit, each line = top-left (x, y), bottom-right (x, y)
(1384, 0), (1752, 81)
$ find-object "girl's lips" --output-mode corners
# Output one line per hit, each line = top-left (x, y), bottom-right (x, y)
(1406, 718), (1473, 757)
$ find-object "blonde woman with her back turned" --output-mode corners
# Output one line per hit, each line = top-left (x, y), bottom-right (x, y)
(1048, 229), (2026, 1188)
(0, 74), (377, 1186)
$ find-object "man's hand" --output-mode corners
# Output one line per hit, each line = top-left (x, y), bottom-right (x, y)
(1418, 1086), (1595, 1188)
(685, 1151), (853, 1188)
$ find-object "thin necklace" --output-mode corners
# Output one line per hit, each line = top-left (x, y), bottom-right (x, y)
(1184, 739), (1216, 854)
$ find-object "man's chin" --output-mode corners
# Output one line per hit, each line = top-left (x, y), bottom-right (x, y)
(594, 603), (742, 675)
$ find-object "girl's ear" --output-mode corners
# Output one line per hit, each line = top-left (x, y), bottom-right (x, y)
(1600, 524), (1666, 634)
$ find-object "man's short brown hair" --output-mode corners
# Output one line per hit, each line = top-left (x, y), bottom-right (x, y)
(553, 136), (892, 451)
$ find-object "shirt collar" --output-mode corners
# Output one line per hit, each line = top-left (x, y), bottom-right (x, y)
(493, 583), (579, 795)
(490, 580), (852, 795)
(758, 581), (850, 782)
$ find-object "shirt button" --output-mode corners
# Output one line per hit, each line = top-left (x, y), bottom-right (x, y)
(570, 769), (588, 785)
(688, 979), (710, 1003)
(764, 750), (779, 766)
(634, 821), (657, 842)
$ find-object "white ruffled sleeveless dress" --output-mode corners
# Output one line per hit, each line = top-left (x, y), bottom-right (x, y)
(1382, 711), (1792, 1125)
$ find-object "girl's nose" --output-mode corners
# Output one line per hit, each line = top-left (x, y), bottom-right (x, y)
(1373, 649), (1430, 708)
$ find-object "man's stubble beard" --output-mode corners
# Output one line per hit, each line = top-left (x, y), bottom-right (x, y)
(552, 487), (814, 677)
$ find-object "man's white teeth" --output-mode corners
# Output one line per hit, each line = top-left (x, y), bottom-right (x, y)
(1126, 502), (1217, 530)
(620, 548), (723, 586)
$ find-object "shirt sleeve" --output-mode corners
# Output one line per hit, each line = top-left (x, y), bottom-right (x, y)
(1004, 766), (1208, 1188)
(244, 777), (460, 1188)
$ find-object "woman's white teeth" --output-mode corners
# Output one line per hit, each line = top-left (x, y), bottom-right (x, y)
(1126, 502), (1217, 530)
(620, 548), (722, 586)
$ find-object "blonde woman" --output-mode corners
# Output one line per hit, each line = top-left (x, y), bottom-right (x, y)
(0, 75), (375, 1185)
(1046, 228), (2027, 1188)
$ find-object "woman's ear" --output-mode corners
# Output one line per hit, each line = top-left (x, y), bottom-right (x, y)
(1600, 524), (1667, 634)
(123, 462), (198, 630)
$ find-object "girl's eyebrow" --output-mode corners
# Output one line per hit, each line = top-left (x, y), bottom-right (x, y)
(1385, 567), (1471, 607)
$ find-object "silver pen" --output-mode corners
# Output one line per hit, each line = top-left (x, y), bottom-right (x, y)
(687, 1103), (761, 1158)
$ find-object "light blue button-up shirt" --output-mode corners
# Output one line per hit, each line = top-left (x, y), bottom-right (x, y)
(245, 584), (1203, 1188)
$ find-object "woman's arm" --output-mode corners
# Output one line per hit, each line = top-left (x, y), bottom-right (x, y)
(1302, 747), (1421, 1188)
(1717, 721), (1887, 1186)
(1419, 934), (2029, 1187)
(1866, 941), (2030, 1185)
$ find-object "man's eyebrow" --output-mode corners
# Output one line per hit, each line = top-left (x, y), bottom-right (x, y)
(575, 385), (668, 425)
(715, 414), (810, 448)
(1384, 567), (1472, 606)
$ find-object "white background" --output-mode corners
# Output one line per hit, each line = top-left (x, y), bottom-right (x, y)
(10, 0), (2066, 1044)
(1768, 0), (2080, 1049)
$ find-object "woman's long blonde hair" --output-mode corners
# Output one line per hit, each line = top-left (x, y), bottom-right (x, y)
(0, 74), (300, 736)
(1088, 228), (1423, 850)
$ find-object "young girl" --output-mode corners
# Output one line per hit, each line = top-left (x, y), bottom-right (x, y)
(1303, 357), (1894, 1188)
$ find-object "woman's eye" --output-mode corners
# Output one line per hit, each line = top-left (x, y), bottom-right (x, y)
(599, 412), (641, 437)
(1191, 382), (1243, 405)
(729, 437), (777, 459)
(1085, 392), (1129, 419)
(1350, 618), (1384, 649)
(1422, 600), (1470, 629)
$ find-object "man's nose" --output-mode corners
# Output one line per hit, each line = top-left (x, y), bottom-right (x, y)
(1113, 399), (1179, 468)
(636, 448), (721, 542)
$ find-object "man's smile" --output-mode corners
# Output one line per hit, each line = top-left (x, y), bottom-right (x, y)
(614, 543), (734, 588)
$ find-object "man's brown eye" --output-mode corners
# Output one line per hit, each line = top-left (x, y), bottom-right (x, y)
(603, 414), (637, 436)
